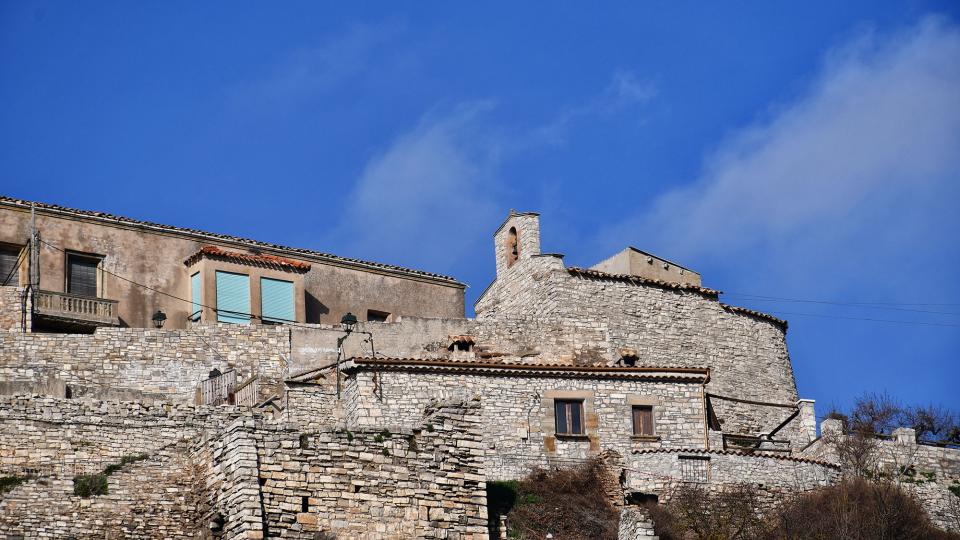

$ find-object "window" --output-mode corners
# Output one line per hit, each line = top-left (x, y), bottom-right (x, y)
(190, 272), (202, 321)
(261, 277), (294, 323)
(367, 309), (390, 323)
(632, 406), (655, 436)
(0, 245), (23, 286)
(554, 400), (584, 436)
(679, 456), (709, 483)
(66, 253), (101, 297)
(215, 271), (250, 324)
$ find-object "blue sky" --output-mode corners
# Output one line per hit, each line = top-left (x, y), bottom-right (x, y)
(2, 2), (958, 414)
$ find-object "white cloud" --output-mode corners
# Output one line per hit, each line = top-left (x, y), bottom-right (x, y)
(233, 21), (404, 105)
(331, 102), (503, 274)
(600, 17), (960, 297)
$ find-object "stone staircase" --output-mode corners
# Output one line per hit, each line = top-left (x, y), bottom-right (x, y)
(618, 505), (659, 539)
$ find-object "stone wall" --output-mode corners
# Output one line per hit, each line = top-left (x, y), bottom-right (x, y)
(341, 366), (707, 480)
(473, 253), (801, 440)
(198, 398), (489, 539)
(0, 323), (289, 402)
(0, 395), (244, 539)
(624, 449), (840, 508)
(0, 285), (28, 332)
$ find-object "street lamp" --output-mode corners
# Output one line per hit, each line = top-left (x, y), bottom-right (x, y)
(152, 310), (167, 329)
(340, 312), (358, 332)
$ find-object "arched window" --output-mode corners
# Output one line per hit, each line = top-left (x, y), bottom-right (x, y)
(506, 227), (519, 267)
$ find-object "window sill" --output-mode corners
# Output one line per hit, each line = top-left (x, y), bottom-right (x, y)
(631, 435), (661, 442)
(554, 434), (590, 441)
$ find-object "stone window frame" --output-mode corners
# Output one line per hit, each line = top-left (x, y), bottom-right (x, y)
(542, 390), (595, 441)
(628, 395), (662, 442)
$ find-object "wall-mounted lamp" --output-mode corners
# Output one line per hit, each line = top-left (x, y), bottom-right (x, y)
(152, 310), (167, 329)
(340, 312), (358, 333)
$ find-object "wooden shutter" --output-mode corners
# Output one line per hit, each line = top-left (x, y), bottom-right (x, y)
(215, 271), (250, 324)
(260, 277), (294, 322)
(555, 400), (584, 435)
(633, 406), (654, 436)
(67, 255), (99, 297)
(190, 272), (202, 321)
(0, 247), (21, 285)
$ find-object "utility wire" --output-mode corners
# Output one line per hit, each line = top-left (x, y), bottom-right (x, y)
(723, 294), (960, 316)
(725, 292), (960, 310)
(38, 238), (959, 330)
(1, 247), (26, 286)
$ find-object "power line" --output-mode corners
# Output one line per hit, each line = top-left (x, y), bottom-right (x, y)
(1, 246), (26, 286)
(723, 294), (960, 316)
(725, 291), (960, 310)
(762, 310), (960, 328)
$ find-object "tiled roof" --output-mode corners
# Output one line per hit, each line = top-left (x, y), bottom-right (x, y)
(720, 304), (788, 329)
(567, 267), (722, 296)
(0, 195), (463, 286)
(342, 357), (709, 382)
(630, 447), (839, 468)
(184, 246), (312, 273)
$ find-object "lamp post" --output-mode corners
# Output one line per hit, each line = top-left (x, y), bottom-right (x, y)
(152, 310), (167, 329)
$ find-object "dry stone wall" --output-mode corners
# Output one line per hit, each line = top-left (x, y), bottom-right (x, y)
(342, 367), (707, 480)
(0, 323), (289, 402)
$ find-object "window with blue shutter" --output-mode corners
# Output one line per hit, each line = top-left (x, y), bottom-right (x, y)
(261, 277), (294, 323)
(190, 272), (201, 321)
(215, 271), (250, 324)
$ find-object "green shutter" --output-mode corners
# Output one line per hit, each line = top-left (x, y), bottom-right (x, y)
(261, 277), (294, 323)
(190, 272), (201, 321)
(216, 271), (250, 324)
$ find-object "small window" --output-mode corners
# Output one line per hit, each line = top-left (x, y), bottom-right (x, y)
(367, 310), (390, 323)
(0, 244), (24, 286)
(67, 253), (101, 297)
(679, 455), (709, 483)
(555, 400), (584, 436)
(632, 406), (655, 436)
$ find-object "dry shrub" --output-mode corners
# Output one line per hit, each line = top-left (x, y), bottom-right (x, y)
(504, 458), (619, 540)
(771, 478), (960, 540)
(647, 483), (770, 540)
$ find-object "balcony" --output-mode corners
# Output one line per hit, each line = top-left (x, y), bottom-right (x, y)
(33, 290), (119, 329)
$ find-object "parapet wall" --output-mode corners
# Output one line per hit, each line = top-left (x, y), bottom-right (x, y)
(0, 323), (289, 402)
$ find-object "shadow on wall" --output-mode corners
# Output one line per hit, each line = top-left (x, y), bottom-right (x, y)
(305, 291), (329, 324)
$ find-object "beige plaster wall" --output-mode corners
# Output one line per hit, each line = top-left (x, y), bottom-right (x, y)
(0, 202), (465, 329)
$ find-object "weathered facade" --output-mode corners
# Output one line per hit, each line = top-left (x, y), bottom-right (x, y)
(0, 195), (465, 331)
(1, 204), (957, 538)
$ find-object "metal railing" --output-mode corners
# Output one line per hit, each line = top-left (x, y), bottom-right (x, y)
(33, 289), (119, 326)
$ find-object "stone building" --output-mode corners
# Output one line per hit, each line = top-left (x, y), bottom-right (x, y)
(0, 201), (957, 538)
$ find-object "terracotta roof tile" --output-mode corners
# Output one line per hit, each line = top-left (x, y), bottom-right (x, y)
(184, 245), (312, 273)
(567, 267), (722, 296)
(630, 447), (839, 468)
(720, 304), (788, 329)
(341, 357), (709, 382)
(1, 195), (463, 285)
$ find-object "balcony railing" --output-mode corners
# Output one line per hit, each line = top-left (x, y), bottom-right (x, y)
(33, 290), (119, 327)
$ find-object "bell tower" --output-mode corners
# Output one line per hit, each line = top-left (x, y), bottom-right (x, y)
(493, 210), (541, 277)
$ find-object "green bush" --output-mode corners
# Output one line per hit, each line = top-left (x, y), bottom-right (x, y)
(73, 473), (108, 497)
(0, 475), (27, 495)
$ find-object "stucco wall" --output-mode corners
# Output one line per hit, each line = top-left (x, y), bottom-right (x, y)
(0, 200), (465, 329)
(341, 367), (707, 480)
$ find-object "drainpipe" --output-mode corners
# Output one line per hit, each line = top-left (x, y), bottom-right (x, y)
(701, 368), (710, 450)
